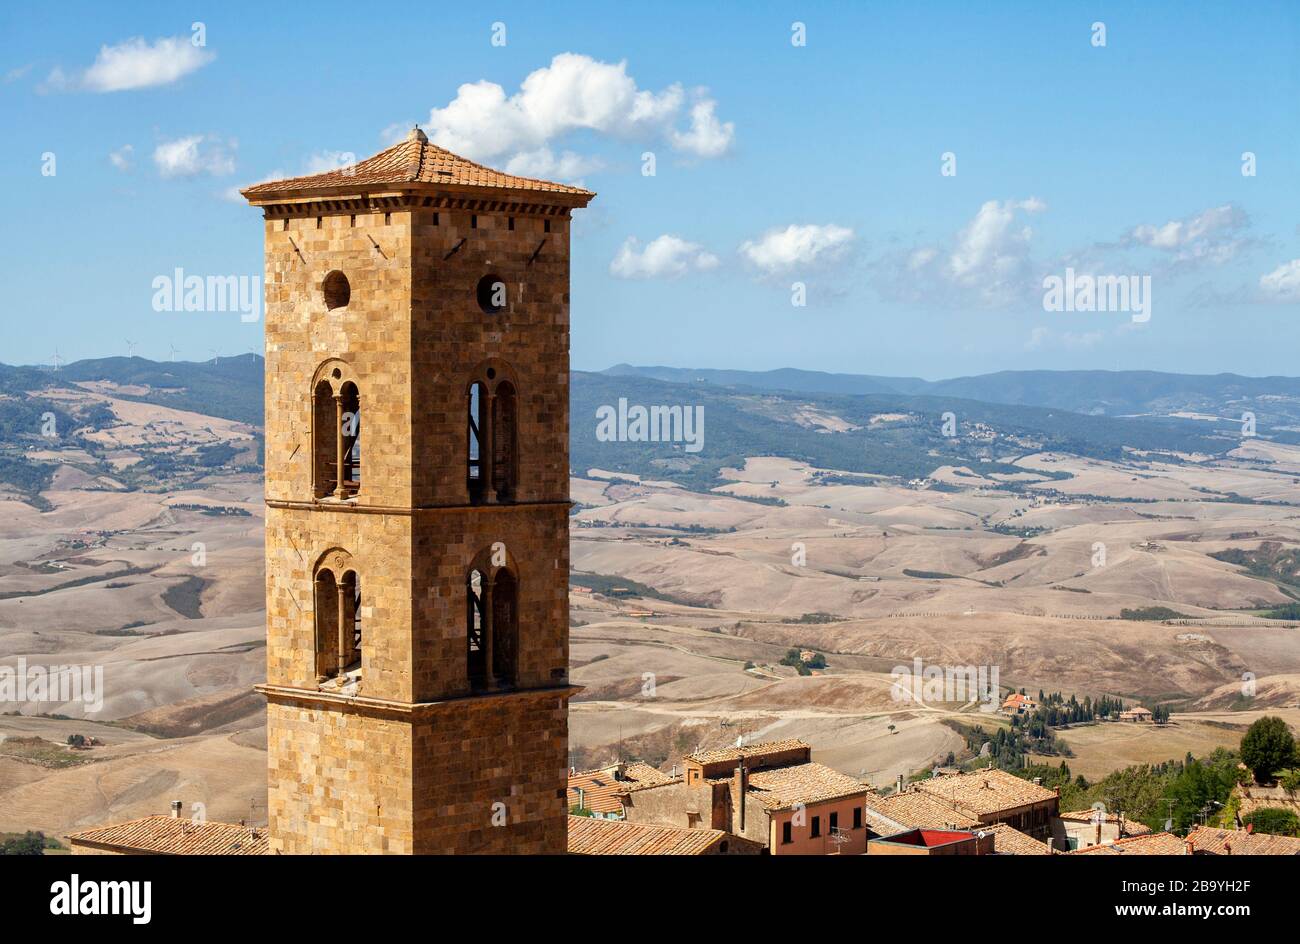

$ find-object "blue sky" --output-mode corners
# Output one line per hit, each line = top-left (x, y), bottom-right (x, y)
(1, 1), (1297, 378)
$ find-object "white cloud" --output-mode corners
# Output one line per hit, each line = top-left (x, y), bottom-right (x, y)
(875, 198), (1045, 307)
(1126, 204), (1249, 266)
(504, 147), (603, 183)
(109, 144), (134, 172)
(669, 99), (735, 159)
(948, 198), (1045, 284)
(740, 224), (855, 274)
(303, 150), (359, 175)
(610, 235), (720, 280)
(45, 36), (214, 93)
(153, 135), (236, 178)
(1259, 259), (1300, 302)
(423, 53), (732, 170)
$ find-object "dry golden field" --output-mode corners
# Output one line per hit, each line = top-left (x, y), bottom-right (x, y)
(4, 386), (1300, 839)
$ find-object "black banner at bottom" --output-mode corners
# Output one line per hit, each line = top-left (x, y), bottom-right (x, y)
(1, 850), (1284, 931)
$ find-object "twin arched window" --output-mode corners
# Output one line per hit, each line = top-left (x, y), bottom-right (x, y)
(313, 366), (361, 500)
(467, 368), (517, 504)
(466, 554), (519, 690)
(314, 553), (362, 687)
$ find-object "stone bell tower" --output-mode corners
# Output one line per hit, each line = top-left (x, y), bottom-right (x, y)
(242, 129), (593, 854)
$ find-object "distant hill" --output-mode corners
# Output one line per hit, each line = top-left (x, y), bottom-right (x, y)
(604, 364), (1300, 424)
(3, 355), (1294, 499)
(0, 355), (263, 426)
(602, 364), (931, 397)
(573, 370), (1249, 490)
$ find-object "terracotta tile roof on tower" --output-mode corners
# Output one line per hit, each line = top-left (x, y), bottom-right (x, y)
(241, 127), (594, 203)
(566, 815), (726, 855)
(1068, 832), (1188, 855)
(744, 762), (869, 812)
(913, 768), (1057, 816)
(567, 762), (678, 815)
(1185, 826), (1300, 855)
(66, 816), (270, 855)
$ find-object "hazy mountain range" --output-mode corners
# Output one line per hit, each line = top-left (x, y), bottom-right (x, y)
(4, 356), (1299, 498)
(603, 364), (1300, 420)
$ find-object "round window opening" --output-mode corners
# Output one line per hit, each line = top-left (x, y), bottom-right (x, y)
(476, 274), (507, 315)
(323, 270), (351, 310)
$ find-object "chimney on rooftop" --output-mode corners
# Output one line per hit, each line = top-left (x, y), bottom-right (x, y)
(1032, 777), (1042, 786)
(734, 761), (748, 833)
(896, 773), (904, 794)
(170, 799), (182, 819)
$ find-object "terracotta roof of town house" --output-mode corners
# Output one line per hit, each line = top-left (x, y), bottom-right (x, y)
(1068, 832), (1188, 855)
(66, 816), (270, 855)
(566, 815), (725, 855)
(686, 738), (811, 766)
(743, 762), (870, 812)
(913, 768), (1058, 817)
(567, 762), (678, 815)
(864, 789), (980, 832)
(1185, 826), (1300, 855)
(241, 127), (594, 205)
(981, 823), (1052, 855)
(1058, 810), (1152, 836)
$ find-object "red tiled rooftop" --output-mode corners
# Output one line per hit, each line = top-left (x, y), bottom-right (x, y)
(566, 815), (725, 855)
(242, 128), (594, 205)
(66, 816), (269, 855)
(912, 768), (1057, 817)
(1068, 832), (1188, 855)
(743, 762), (869, 812)
(567, 762), (677, 815)
(1186, 825), (1300, 855)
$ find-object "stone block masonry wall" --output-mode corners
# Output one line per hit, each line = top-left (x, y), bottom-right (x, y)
(263, 210), (414, 509)
(259, 192), (577, 854)
(412, 689), (570, 854)
(266, 699), (415, 854)
(266, 689), (569, 855)
(410, 209), (571, 507)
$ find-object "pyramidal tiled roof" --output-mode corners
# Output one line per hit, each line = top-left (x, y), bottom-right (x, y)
(242, 127), (594, 204)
